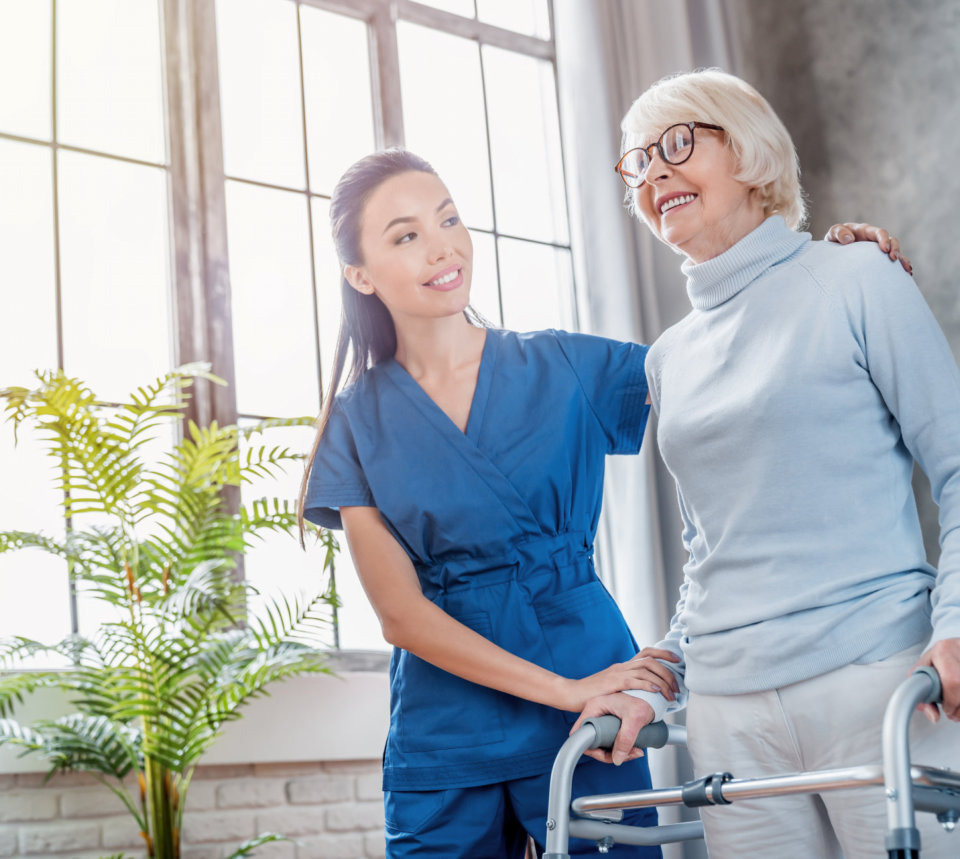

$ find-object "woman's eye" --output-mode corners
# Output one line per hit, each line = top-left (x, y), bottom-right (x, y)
(442, 215), (460, 228)
(395, 232), (416, 245)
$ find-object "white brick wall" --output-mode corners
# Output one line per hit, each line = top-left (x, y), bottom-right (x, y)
(0, 759), (385, 859)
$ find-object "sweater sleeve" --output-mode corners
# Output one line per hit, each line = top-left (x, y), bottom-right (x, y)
(852, 257), (960, 645)
(624, 486), (693, 720)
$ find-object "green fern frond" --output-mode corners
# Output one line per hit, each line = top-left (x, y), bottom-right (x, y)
(223, 832), (292, 859)
(0, 666), (59, 718)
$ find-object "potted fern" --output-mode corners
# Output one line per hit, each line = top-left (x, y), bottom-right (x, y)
(0, 365), (338, 859)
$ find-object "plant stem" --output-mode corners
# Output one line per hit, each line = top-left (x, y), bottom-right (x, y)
(144, 755), (179, 859)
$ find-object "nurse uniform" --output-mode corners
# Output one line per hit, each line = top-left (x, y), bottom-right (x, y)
(304, 327), (661, 857)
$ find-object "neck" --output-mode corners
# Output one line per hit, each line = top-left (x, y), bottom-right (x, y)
(393, 312), (484, 379)
(680, 195), (767, 264)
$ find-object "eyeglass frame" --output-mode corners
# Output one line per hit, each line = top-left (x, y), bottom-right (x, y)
(615, 121), (725, 188)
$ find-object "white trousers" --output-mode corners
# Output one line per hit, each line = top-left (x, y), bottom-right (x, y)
(685, 642), (960, 858)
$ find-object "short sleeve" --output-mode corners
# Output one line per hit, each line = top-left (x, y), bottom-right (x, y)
(302, 400), (375, 530)
(552, 329), (650, 454)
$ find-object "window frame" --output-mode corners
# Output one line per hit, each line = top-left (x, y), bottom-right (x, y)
(2, 0), (578, 650)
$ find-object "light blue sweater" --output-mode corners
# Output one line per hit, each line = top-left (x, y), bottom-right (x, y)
(631, 216), (960, 721)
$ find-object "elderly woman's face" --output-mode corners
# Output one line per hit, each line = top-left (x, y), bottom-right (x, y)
(632, 125), (765, 263)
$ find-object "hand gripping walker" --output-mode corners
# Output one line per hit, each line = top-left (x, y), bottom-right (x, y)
(544, 666), (960, 858)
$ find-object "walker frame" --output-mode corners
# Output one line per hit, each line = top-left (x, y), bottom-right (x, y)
(544, 666), (960, 858)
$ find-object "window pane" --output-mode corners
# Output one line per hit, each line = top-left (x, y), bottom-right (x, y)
(0, 139), (57, 378)
(57, 151), (172, 404)
(482, 46), (569, 244)
(0, 419), (71, 662)
(300, 7), (375, 197)
(497, 238), (574, 332)
(334, 547), (387, 651)
(226, 181), (318, 417)
(311, 198), (342, 392)
(216, 0), (305, 189)
(398, 22), (493, 231)
(412, 0), (475, 17)
(467, 230), (501, 325)
(57, 0), (165, 163)
(0, 0), (52, 140)
(477, 0), (550, 38)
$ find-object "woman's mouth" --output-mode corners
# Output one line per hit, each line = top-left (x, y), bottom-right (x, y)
(659, 193), (697, 216)
(423, 266), (463, 291)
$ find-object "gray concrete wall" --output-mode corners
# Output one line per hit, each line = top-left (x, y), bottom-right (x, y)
(726, 0), (960, 560)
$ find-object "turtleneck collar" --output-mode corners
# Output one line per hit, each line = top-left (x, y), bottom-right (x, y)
(680, 215), (810, 311)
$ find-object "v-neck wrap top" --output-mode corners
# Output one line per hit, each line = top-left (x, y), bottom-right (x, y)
(304, 328), (650, 790)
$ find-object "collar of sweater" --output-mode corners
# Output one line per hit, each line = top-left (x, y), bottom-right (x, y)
(680, 215), (811, 311)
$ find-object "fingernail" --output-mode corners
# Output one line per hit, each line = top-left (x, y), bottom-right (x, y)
(840, 234), (853, 243)
(651, 685), (661, 693)
(613, 753), (625, 766)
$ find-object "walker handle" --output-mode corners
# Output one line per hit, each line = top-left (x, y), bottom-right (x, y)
(911, 664), (942, 704)
(582, 715), (670, 751)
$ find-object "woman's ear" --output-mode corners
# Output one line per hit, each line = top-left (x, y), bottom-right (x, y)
(344, 264), (375, 296)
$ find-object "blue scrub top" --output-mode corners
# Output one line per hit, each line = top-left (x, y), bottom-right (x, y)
(304, 328), (650, 791)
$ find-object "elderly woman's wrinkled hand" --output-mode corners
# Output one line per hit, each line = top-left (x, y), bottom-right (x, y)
(571, 692), (656, 766)
(825, 222), (913, 275)
(912, 638), (960, 723)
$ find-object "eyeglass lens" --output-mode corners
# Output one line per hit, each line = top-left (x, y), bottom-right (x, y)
(620, 123), (695, 187)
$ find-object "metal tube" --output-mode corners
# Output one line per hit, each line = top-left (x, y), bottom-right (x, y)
(543, 723), (600, 859)
(568, 818), (705, 847)
(573, 765), (885, 814)
(882, 669), (939, 845)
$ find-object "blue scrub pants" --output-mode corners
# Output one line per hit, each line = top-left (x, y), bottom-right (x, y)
(384, 756), (661, 858)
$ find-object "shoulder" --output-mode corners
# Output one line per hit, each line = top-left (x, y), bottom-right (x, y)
(647, 312), (694, 372)
(331, 363), (391, 415)
(793, 239), (913, 298)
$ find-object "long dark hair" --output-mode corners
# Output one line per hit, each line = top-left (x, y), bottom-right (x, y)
(297, 148), (484, 536)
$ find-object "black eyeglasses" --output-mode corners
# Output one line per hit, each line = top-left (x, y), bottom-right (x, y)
(615, 121), (724, 188)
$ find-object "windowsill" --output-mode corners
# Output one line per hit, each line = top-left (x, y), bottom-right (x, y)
(0, 649), (391, 774)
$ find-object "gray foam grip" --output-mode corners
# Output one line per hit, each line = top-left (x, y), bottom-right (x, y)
(583, 715), (670, 750)
(914, 665), (943, 704)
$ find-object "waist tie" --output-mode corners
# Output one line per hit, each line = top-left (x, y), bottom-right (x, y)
(417, 531), (592, 600)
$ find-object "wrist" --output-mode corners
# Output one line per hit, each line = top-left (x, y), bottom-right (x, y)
(622, 689), (660, 722)
(552, 675), (579, 712)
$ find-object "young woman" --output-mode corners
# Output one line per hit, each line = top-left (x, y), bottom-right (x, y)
(297, 148), (903, 857)
(298, 149), (667, 858)
(576, 69), (960, 858)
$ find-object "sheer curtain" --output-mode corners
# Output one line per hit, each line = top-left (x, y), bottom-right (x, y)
(554, 3), (735, 854)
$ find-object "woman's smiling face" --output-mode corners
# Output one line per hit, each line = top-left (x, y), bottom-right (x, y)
(632, 124), (766, 263)
(346, 170), (474, 322)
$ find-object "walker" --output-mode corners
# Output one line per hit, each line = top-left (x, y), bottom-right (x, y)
(544, 666), (960, 858)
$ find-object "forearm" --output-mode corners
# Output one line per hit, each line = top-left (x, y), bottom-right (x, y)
(383, 596), (576, 711)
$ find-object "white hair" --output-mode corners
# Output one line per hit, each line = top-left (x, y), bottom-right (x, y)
(620, 69), (806, 229)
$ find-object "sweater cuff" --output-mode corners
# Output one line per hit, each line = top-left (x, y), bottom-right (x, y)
(623, 689), (669, 722)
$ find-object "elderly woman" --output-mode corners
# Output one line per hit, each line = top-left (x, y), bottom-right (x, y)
(576, 70), (960, 858)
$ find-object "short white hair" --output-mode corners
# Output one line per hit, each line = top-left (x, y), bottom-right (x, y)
(620, 69), (806, 229)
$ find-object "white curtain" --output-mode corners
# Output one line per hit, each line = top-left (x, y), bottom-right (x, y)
(553, 3), (736, 855)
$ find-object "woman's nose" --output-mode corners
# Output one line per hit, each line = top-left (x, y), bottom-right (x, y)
(428, 235), (454, 263)
(643, 148), (672, 185)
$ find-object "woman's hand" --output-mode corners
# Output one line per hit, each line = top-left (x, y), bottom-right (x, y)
(562, 647), (680, 712)
(912, 638), (960, 723)
(570, 692), (658, 766)
(825, 222), (913, 275)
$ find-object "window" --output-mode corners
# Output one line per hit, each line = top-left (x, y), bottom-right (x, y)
(1, 0), (575, 654)
(1, 0), (171, 658)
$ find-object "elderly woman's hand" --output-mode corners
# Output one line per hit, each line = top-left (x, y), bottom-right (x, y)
(912, 638), (960, 723)
(825, 222), (913, 275)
